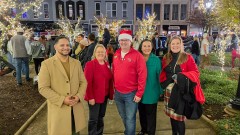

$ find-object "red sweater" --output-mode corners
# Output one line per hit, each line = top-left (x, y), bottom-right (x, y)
(160, 54), (205, 104)
(112, 48), (147, 98)
(84, 59), (114, 103)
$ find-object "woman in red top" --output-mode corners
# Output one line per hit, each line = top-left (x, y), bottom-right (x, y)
(84, 44), (114, 135)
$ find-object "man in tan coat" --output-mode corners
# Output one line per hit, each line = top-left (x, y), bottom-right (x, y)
(38, 36), (87, 135)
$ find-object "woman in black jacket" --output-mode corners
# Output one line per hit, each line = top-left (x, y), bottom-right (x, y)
(191, 37), (200, 66)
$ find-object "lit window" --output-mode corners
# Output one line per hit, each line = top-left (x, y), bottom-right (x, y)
(33, 6), (38, 19)
(79, 5), (83, 18)
(77, 1), (85, 20)
(55, 0), (65, 19)
(66, 0), (75, 20)
(69, 4), (73, 18)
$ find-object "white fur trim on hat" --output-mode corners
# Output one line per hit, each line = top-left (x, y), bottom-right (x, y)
(118, 34), (132, 42)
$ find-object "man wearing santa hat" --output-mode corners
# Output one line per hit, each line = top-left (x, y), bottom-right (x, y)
(112, 29), (147, 135)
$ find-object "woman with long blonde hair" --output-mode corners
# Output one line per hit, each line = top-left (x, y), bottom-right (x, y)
(160, 36), (204, 135)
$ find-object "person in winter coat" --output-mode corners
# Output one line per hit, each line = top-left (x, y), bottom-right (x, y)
(84, 44), (114, 135)
(103, 28), (111, 48)
(31, 37), (46, 75)
(137, 39), (163, 135)
(191, 37), (200, 66)
(78, 39), (90, 67)
(82, 33), (96, 68)
(160, 36), (204, 135)
(38, 36), (87, 135)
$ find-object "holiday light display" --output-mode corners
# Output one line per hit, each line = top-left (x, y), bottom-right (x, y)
(198, 0), (240, 70)
(136, 13), (156, 41)
(198, 0), (218, 13)
(212, 0), (240, 33)
(56, 15), (84, 48)
(109, 19), (125, 39)
(94, 14), (125, 40)
(0, 0), (44, 46)
(94, 14), (107, 40)
(56, 16), (84, 37)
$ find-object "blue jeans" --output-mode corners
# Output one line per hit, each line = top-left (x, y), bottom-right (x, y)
(14, 57), (30, 83)
(114, 90), (138, 135)
(192, 54), (200, 66)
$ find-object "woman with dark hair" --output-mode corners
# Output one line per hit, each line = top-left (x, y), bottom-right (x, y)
(137, 39), (163, 135)
(160, 36), (204, 135)
(191, 37), (200, 66)
(103, 28), (111, 48)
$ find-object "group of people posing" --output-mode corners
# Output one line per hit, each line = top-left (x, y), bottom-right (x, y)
(37, 29), (204, 135)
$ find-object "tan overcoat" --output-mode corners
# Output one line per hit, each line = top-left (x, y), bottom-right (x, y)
(38, 55), (87, 135)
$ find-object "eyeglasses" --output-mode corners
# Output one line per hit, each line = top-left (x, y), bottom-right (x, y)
(119, 39), (130, 42)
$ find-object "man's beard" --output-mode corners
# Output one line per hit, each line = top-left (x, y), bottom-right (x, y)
(57, 50), (70, 56)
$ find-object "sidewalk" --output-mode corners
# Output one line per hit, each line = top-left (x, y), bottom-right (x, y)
(22, 101), (215, 135)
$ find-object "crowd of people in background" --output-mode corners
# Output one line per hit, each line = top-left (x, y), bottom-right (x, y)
(2, 26), (240, 135)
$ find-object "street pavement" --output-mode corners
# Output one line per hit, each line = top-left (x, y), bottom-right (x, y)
(22, 101), (215, 135)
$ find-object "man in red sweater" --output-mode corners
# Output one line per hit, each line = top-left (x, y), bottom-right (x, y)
(112, 30), (147, 135)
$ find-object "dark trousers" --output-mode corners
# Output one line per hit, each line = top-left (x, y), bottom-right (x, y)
(33, 58), (44, 75)
(88, 98), (108, 135)
(170, 118), (185, 135)
(138, 102), (157, 135)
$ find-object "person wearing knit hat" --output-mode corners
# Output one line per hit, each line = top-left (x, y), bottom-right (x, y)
(113, 29), (147, 135)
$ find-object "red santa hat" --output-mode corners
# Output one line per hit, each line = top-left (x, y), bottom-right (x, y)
(118, 29), (132, 42)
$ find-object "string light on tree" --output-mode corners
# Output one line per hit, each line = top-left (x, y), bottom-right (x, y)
(0, 0), (44, 46)
(136, 13), (157, 41)
(198, 0), (218, 13)
(109, 20), (125, 39)
(56, 15), (85, 48)
(94, 14), (107, 40)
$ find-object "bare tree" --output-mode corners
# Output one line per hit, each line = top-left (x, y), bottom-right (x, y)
(187, 8), (215, 33)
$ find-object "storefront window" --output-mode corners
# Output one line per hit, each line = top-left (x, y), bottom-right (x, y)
(55, 0), (65, 18)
